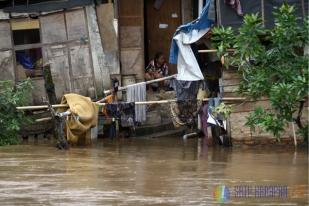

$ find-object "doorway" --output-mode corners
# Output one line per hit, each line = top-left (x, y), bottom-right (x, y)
(144, 0), (182, 74)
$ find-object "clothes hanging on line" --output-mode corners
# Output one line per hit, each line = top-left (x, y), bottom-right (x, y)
(127, 83), (147, 123)
(105, 102), (135, 127)
(119, 102), (135, 127)
(224, 0), (243, 16)
(169, 0), (213, 81)
(170, 79), (200, 101)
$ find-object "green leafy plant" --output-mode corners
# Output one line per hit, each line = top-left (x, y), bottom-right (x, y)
(0, 79), (33, 146)
(212, 4), (308, 140)
(212, 103), (233, 120)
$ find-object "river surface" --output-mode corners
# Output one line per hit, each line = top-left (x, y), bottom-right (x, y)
(0, 137), (307, 206)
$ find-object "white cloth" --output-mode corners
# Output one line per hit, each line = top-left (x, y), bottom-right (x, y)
(127, 82), (146, 123)
(173, 28), (209, 81)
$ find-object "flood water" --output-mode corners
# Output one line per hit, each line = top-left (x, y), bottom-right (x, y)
(0, 137), (307, 206)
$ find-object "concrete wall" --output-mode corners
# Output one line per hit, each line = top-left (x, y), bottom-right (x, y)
(222, 70), (305, 143)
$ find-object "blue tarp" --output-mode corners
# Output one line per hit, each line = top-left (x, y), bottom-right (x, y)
(169, 0), (214, 64)
(16, 52), (34, 70)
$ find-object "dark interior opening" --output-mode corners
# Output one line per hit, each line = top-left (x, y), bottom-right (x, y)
(15, 48), (43, 80)
(13, 29), (40, 45)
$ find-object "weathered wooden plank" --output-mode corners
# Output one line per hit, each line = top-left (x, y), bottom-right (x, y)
(96, 3), (118, 52)
(120, 26), (143, 48)
(222, 78), (241, 86)
(0, 21), (12, 49)
(85, 5), (108, 95)
(222, 70), (240, 79)
(223, 85), (238, 93)
(96, 3), (120, 76)
(69, 44), (94, 96)
(65, 9), (88, 41)
(0, 50), (14, 81)
(40, 13), (67, 44)
(120, 48), (144, 81)
(43, 44), (71, 100)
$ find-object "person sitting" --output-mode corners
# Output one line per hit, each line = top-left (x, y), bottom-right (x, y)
(145, 52), (169, 92)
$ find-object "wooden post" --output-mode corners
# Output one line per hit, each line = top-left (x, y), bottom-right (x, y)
(43, 64), (57, 104)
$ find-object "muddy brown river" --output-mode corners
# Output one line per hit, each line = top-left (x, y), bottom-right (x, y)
(0, 137), (307, 206)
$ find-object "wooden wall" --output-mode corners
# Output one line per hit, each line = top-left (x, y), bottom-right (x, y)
(41, 8), (97, 100)
(118, 0), (145, 82)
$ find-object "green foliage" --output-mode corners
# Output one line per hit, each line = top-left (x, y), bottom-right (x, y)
(212, 4), (309, 140)
(213, 103), (233, 120)
(0, 79), (33, 146)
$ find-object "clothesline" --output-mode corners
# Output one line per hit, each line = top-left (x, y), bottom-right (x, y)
(198, 49), (235, 53)
(103, 74), (177, 95)
(16, 97), (246, 111)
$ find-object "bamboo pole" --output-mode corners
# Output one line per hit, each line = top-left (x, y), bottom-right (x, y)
(16, 97), (246, 111)
(103, 74), (177, 95)
(198, 49), (235, 53)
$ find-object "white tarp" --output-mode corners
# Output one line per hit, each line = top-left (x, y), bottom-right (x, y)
(174, 28), (209, 81)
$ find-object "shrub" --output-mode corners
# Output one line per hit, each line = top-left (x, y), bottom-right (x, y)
(0, 79), (33, 146)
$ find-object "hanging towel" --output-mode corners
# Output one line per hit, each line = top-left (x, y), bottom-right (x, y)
(58, 93), (98, 145)
(127, 83), (147, 123)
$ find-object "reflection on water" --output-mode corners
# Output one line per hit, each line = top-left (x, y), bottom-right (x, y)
(0, 137), (307, 206)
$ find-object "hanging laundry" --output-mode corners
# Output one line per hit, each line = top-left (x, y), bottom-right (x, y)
(170, 79), (200, 101)
(169, 0), (214, 81)
(127, 83), (147, 123)
(224, 0), (243, 16)
(118, 102), (135, 127)
(58, 93), (98, 145)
